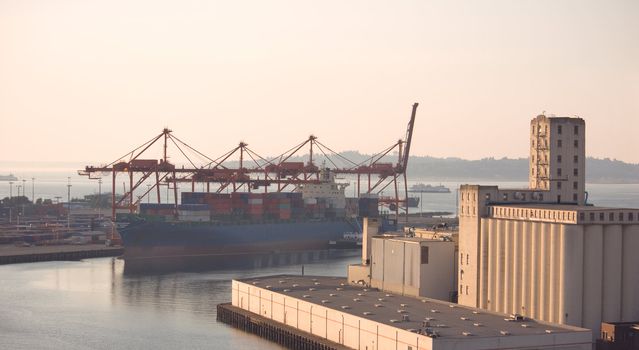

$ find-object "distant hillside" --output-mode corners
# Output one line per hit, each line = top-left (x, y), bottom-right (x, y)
(283, 152), (639, 184)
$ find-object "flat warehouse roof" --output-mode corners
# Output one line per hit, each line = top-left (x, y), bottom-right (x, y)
(237, 275), (588, 340)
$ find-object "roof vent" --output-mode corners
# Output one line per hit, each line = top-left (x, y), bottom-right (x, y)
(462, 331), (473, 336)
(363, 288), (369, 292)
(340, 283), (346, 286)
(545, 330), (554, 334)
(308, 288), (316, 291)
(460, 316), (470, 321)
(321, 299), (330, 303)
(435, 324), (448, 328)
(314, 282), (320, 285)
(449, 304), (456, 308)
(424, 317), (435, 321)
(302, 294), (311, 298)
(341, 305), (351, 309)
(402, 314), (410, 322)
(278, 280), (286, 284)
(265, 285), (272, 289)
(521, 324), (531, 328)
(509, 313), (525, 321)
(500, 330), (510, 336)
(472, 311), (480, 314)
(283, 289), (291, 292)
(378, 298), (386, 302)
(252, 281), (260, 285)
(363, 311), (373, 316)
(336, 287), (343, 291)
(385, 294), (393, 297)
(397, 309), (408, 314)
(473, 323), (483, 327)
(329, 293), (338, 297)
(390, 319), (400, 323)
(400, 303), (408, 307)
(430, 309), (440, 313)
(357, 293), (365, 296)
(374, 304), (383, 308)
(292, 284), (299, 287)
(353, 298), (362, 302)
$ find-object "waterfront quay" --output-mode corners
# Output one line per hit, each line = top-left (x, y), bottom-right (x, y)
(221, 274), (591, 350)
(0, 244), (123, 264)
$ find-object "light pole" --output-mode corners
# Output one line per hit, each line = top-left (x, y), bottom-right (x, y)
(67, 177), (72, 229)
(22, 179), (26, 198)
(98, 178), (102, 217)
(31, 177), (35, 203)
(17, 185), (22, 199)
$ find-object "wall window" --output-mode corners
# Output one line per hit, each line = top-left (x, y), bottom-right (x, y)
(460, 252), (463, 265)
(557, 168), (562, 176)
(573, 155), (578, 163)
(629, 213), (634, 221)
(573, 193), (578, 201)
(579, 212), (585, 221)
(573, 168), (578, 176)
(609, 212), (614, 221)
(421, 246), (429, 264)
(619, 212), (624, 221)
(573, 181), (578, 189)
(466, 254), (469, 265)
(574, 125), (579, 135)
(557, 181), (562, 189)
(558, 139), (562, 147)
(466, 286), (469, 295)
(590, 212), (595, 221)
(558, 125), (562, 134)
(557, 155), (562, 163)
(600, 213), (605, 221)
(460, 284), (463, 293)
(574, 139), (579, 147)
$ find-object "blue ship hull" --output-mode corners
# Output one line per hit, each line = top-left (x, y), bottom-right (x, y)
(119, 219), (359, 259)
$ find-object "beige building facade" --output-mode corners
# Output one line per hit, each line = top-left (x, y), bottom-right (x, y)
(458, 114), (639, 337)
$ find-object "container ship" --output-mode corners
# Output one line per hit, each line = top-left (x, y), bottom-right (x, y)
(117, 170), (394, 259)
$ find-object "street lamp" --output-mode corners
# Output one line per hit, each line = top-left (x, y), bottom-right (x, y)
(67, 177), (72, 229)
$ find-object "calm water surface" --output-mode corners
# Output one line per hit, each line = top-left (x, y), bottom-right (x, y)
(0, 254), (361, 350)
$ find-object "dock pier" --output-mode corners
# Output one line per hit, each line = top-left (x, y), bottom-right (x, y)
(217, 303), (349, 350)
(0, 244), (123, 265)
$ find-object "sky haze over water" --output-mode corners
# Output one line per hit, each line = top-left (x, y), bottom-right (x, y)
(1, 0), (637, 163)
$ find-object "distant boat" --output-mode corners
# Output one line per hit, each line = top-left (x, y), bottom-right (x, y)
(0, 174), (18, 181)
(409, 183), (451, 193)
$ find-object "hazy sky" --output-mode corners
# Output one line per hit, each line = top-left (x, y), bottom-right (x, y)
(1, 0), (638, 164)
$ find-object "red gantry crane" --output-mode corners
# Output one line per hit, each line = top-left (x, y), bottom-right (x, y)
(79, 103), (418, 221)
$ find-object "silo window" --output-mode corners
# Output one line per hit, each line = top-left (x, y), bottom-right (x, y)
(421, 246), (429, 264)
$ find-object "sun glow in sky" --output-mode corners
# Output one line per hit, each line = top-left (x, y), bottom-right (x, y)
(1, 0), (637, 163)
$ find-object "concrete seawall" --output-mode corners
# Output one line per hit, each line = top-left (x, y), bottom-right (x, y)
(0, 244), (123, 264)
(217, 303), (349, 350)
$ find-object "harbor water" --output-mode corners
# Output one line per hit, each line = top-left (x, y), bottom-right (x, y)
(0, 253), (361, 350)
